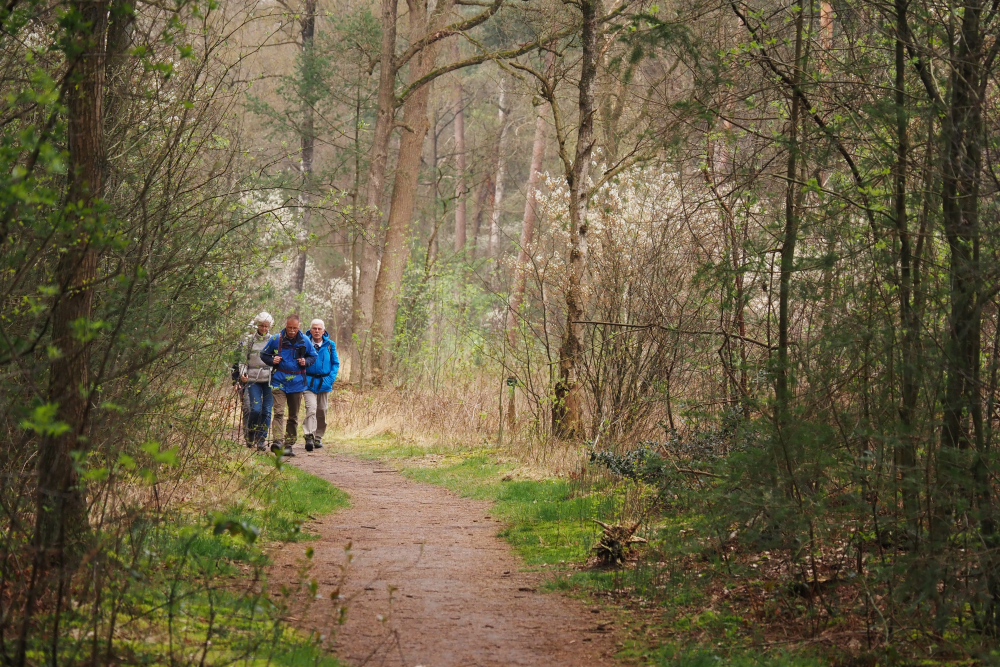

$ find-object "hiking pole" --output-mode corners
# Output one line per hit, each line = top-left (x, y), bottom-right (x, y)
(236, 386), (244, 444)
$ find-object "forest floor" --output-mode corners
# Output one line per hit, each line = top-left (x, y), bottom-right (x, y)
(270, 449), (621, 666)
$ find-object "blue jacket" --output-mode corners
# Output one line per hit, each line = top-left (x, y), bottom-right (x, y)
(260, 329), (318, 393)
(306, 332), (340, 394)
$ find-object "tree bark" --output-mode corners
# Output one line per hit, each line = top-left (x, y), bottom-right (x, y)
(368, 0), (450, 381)
(774, 0), (804, 435)
(453, 72), (468, 253)
(37, 0), (110, 555)
(552, 0), (600, 439)
(506, 98), (548, 345)
(487, 77), (511, 270)
(471, 173), (494, 260)
(291, 0), (316, 294)
(350, 0), (398, 383)
(893, 0), (921, 541)
(938, 0), (988, 570)
(939, 0), (984, 455)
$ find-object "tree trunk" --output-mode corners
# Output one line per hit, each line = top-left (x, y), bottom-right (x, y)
(552, 0), (600, 439)
(368, 0), (449, 381)
(939, 0), (984, 455)
(506, 98), (548, 345)
(291, 0), (316, 294)
(471, 173), (493, 260)
(774, 0), (804, 438)
(487, 77), (511, 269)
(939, 0), (987, 568)
(350, 0), (398, 383)
(38, 0), (110, 555)
(893, 0), (920, 541)
(453, 74), (468, 253)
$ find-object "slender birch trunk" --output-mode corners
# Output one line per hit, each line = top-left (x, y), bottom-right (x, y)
(453, 71), (468, 253)
(487, 77), (511, 269)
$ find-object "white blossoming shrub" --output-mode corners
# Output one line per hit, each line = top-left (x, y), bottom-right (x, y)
(509, 163), (733, 440)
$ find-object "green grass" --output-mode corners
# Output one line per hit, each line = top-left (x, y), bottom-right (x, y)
(49, 444), (351, 667)
(331, 437), (844, 666)
(405, 454), (603, 565)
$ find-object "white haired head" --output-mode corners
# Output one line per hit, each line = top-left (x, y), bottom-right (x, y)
(310, 318), (325, 330)
(254, 311), (274, 327)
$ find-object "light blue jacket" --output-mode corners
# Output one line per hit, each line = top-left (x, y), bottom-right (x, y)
(306, 332), (339, 394)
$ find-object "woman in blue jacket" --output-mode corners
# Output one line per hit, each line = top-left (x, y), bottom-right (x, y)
(303, 318), (340, 452)
(260, 315), (318, 456)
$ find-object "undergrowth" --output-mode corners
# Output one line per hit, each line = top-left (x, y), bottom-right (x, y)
(32, 443), (349, 667)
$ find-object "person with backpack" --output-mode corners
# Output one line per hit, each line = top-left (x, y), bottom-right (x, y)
(260, 314), (318, 457)
(303, 319), (340, 452)
(231, 312), (274, 451)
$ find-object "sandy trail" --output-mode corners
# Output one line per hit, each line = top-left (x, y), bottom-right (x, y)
(270, 450), (619, 667)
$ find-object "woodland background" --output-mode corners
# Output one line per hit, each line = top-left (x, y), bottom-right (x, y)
(2, 0), (1000, 659)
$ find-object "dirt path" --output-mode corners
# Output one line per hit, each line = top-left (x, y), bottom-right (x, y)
(270, 451), (619, 667)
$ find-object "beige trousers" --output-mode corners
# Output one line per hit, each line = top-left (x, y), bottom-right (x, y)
(271, 390), (303, 446)
(303, 391), (329, 440)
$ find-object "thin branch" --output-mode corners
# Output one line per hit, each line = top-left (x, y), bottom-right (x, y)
(573, 320), (777, 349)
(394, 0), (505, 71)
(396, 29), (570, 105)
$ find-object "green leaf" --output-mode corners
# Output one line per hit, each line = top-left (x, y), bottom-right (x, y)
(20, 403), (70, 437)
(141, 440), (179, 466)
(82, 467), (110, 482)
(211, 514), (261, 543)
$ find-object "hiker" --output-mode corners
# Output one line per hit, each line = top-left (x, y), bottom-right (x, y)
(260, 314), (317, 457)
(231, 312), (274, 450)
(303, 319), (340, 452)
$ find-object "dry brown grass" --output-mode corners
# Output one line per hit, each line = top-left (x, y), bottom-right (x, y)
(324, 378), (593, 477)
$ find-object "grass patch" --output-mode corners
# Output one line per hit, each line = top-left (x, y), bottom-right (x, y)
(51, 444), (350, 666)
(223, 456), (350, 544)
(404, 454), (604, 565)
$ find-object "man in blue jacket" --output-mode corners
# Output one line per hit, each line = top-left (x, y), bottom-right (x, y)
(303, 318), (340, 452)
(260, 314), (318, 457)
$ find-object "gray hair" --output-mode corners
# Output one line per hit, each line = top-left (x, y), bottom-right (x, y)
(254, 311), (274, 327)
(310, 318), (325, 330)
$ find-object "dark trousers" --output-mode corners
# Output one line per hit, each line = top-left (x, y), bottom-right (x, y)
(244, 382), (273, 445)
(271, 390), (303, 446)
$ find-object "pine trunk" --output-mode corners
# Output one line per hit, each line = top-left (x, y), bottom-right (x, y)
(350, 0), (398, 383)
(291, 0), (317, 293)
(506, 100), (548, 345)
(368, 0), (448, 380)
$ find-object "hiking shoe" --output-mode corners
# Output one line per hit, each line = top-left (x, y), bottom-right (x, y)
(270, 442), (282, 454)
(313, 440), (323, 449)
(304, 434), (314, 452)
(256, 442), (268, 452)
(283, 446), (296, 457)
